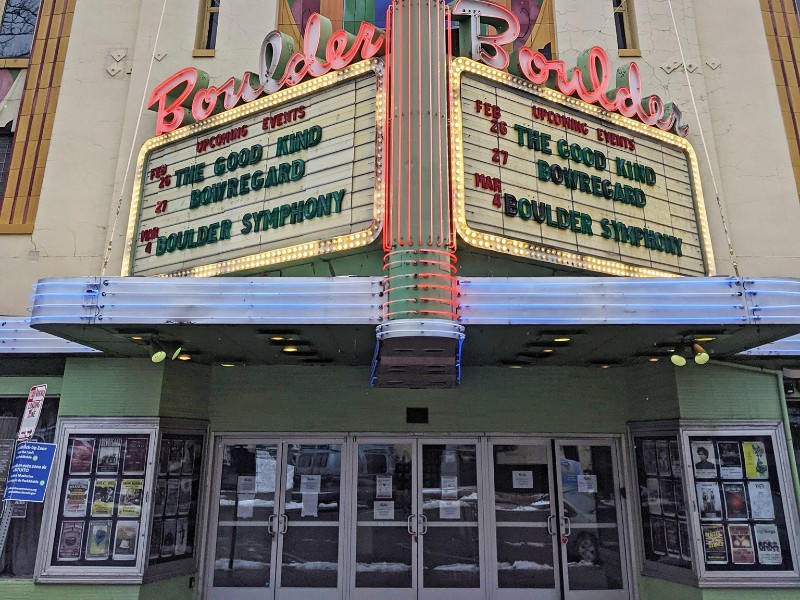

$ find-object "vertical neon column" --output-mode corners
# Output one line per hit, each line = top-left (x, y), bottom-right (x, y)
(374, 0), (463, 387)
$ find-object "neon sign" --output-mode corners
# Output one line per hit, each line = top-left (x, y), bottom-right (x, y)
(148, 0), (686, 137)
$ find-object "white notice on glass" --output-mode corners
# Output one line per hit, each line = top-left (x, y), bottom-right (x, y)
(301, 493), (319, 517)
(376, 475), (393, 499)
(754, 523), (782, 565)
(578, 474), (598, 494)
(439, 500), (460, 519)
(237, 494), (254, 518)
(374, 501), (395, 520)
(256, 450), (276, 493)
(237, 475), (256, 494)
(747, 481), (775, 520)
(512, 470), (533, 489)
(441, 476), (458, 500)
(300, 474), (321, 494)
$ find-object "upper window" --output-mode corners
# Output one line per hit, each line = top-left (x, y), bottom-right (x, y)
(613, 0), (639, 53)
(196, 0), (220, 53)
(0, 0), (42, 58)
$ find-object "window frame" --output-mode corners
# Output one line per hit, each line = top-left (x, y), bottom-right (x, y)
(613, 0), (640, 57)
(194, 0), (219, 57)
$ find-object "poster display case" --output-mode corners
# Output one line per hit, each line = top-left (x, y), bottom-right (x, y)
(629, 420), (800, 588)
(35, 418), (207, 584)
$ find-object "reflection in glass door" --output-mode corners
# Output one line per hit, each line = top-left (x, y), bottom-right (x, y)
(556, 441), (628, 600)
(207, 438), (346, 600)
(350, 439), (485, 600)
(487, 441), (559, 599)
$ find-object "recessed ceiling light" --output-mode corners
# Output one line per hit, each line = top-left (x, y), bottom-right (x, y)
(509, 365), (523, 369)
(220, 363), (235, 367)
(648, 357), (659, 362)
(553, 337), (571, 342)
(543, 348), (554, 353)
(601, 365), (610, 369)
(282, 346), (298, 353)
(695, 337), (716, 342)
(271, 336), (285, 341)
(131, 336), (143, 341)
(177, 354), (192, 361)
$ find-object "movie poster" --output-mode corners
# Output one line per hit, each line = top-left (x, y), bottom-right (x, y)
(85, 520), (112, 561)
(96, 437), (123, 475)
(642, 440), (657, 477)
(646, 478), (661, 515)
(650, 516), (667, 556)
(664, 519), (681, 558)
(182, 440), (195, 476)
(63, 478), (90, 517)
(112, 521), (139, 561)
(717, 442), (743, 479)
(669, 440), (682, 477)
(728, 524), (756, 565)
(68, 437), (95, 475)
(159, 439), (170, 476)
(742, 442), (769, 479)
(754, 523), (782, 565)
(702, 524), (728, 565)
(178, 478), (192, 515)
(175, 517), (189, 556)
(91, 479), (117, 517)
(690, 441), (717, 479)
(722, 482), (749, 521)
(161, 519), (176, 557)
(656, 441), (671, 477)
(660, 479), (675, 517)
(57, 521), (84, 561)
(154, 478), (167, 517)
(168, 440), (184, 475)
(118, 479), (144, 518)
(674, 479), (686, 517)
(679, 520), (692, 561)
(123, 437), (149, 475)
(747, 481), (775, 520)
(165, 479), (180, 517)
(696, 482), (723, 521)
(149, 519), (163, 561)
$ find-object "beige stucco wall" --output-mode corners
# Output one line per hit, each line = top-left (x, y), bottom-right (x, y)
(0, 0), (797, 316)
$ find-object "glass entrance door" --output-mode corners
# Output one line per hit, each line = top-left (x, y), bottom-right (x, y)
(207, 438), (346, 600)
(555, 440), (628, 600)
(350, 438), (485, 600)
(486, 440), (559, 600)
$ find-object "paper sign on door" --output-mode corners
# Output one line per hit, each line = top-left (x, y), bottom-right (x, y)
(512, 470), (533, 489)
(578, 474), (597, 493)
(374, 501), (395, 520)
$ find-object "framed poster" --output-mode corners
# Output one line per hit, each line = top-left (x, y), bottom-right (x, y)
(681, 422), (800, 585)
(37, 417), (207, 584)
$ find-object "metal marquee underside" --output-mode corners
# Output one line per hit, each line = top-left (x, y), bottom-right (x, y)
(0, 275), (795, 372)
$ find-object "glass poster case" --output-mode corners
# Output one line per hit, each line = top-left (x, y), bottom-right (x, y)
(35, 417), (207, 584)
(630, 420), (800, 588)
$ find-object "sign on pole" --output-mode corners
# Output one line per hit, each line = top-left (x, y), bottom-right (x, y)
(18, 384), (47, 440)
(3, 442), (57, 503)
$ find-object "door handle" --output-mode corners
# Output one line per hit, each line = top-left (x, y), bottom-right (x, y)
(419, 514), (428, 535)
(279, 513), (288, 534)
(561, 516), (571, 537)
(267, 514), (278, 536)
(407, 514), (416, 535)
(546, 514), (556, 535)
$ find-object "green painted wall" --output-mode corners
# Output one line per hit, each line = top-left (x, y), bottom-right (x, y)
(639, 577), (702, 600)
(675, 362), (783, 420)
(0, 576), (194, 599)
(59, 358), (164, 416)
(207, 364), (657, 433)
(0, 376), (62, 396)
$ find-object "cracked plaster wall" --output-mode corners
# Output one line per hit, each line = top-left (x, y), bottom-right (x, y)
(557, 0), (800, 277)
(0, 0), (798, 316)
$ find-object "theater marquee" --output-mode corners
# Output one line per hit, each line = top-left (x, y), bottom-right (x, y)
(123, 60), (385, 277)
(450, 58), (714, 277)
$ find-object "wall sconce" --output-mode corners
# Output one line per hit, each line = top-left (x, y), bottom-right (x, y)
(150, 340), (183, 363)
